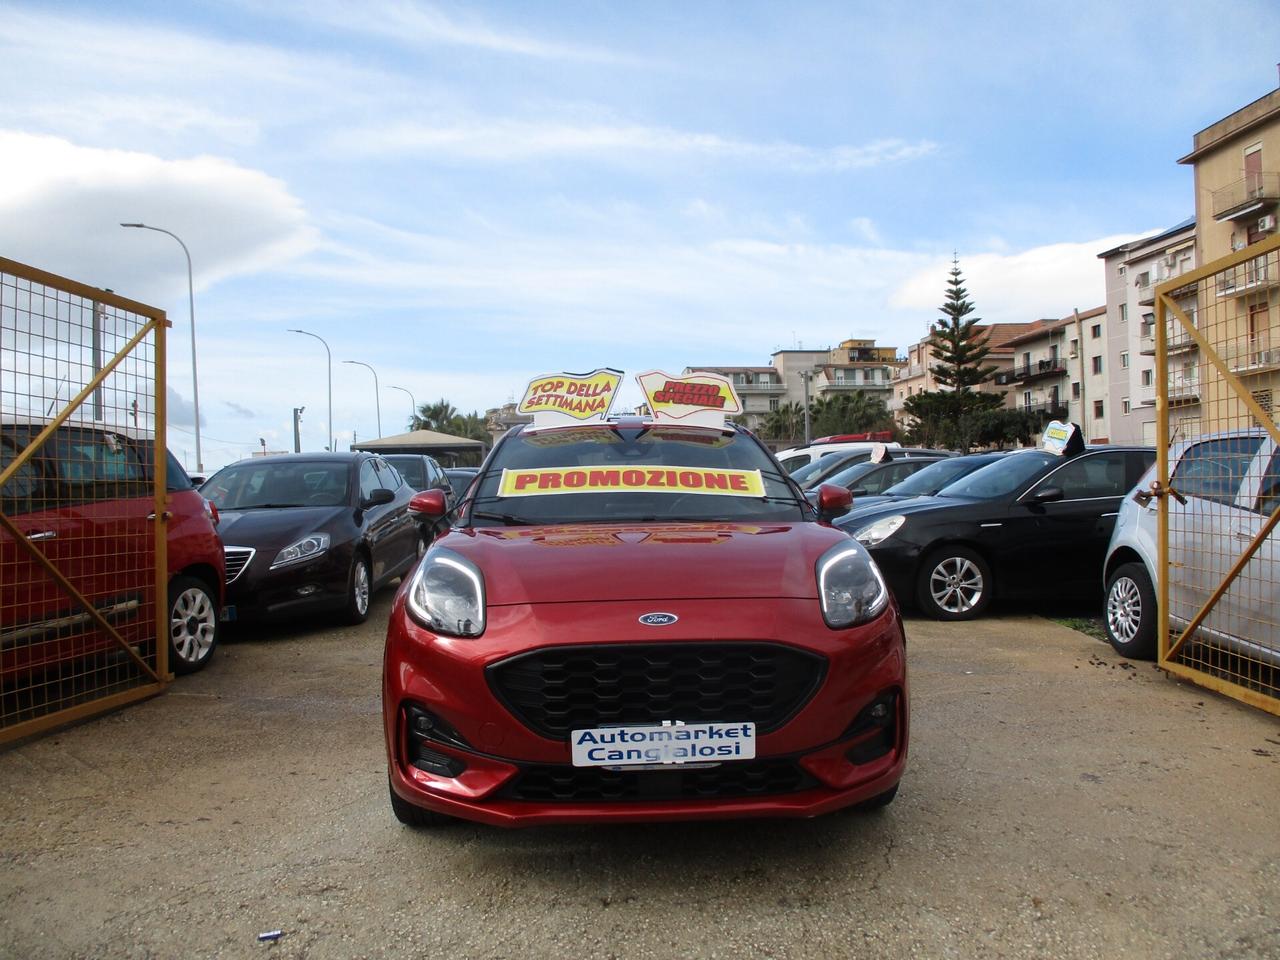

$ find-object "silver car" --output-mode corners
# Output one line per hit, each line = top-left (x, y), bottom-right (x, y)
(1102, 429), (1279, 665)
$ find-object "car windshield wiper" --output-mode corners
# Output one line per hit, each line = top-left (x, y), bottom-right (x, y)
(470, 510), (542, 526)
(231, 502), (306, 510)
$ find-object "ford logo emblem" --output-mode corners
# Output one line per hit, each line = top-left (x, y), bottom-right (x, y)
(638, 612), (678, 627)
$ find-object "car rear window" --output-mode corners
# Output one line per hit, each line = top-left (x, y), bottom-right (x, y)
(469, 424), (806, 525)
(203, 460), (350, 509)
(938, 451), (1058, 500)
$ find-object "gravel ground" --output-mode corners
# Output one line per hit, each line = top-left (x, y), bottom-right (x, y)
(1, 593), (1278, 960)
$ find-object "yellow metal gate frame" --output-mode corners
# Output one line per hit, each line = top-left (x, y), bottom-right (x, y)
(1154, 231), (1280, 715)
(1, 256), (171, 744)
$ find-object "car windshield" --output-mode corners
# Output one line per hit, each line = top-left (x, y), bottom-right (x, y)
(936, 451), (1059, 500)
(202, 460), (350, 509)
(468, 424), (807, 525)
(884, 456), (999, 497)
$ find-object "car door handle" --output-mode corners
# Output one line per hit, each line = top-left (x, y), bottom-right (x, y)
(25, 530), (56, 541)
(1101, 512), (1119, 518)
(1233, 530), (1253, 541)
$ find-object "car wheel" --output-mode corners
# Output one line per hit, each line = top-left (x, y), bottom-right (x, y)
(1104, 562), (1158, 660)
(344, 554), (372, 625)
(168, 575), (219, 675)
(389, 777), (452, 827)
(856, 784), (899, 812)
(916, 546), (992, 620)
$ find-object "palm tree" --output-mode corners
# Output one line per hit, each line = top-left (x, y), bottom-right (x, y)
(417, 399), (458, 432)
(763, 402), (804, 444)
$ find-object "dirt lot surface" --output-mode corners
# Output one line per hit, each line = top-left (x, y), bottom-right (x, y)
(2, 594), (1278, 960)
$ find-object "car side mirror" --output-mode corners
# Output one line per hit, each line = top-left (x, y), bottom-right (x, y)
(363, 487), (395, 508)
(409, 489), (448, 518)
(814, 483), (852, 520)
(1026, 485), (1064, 504)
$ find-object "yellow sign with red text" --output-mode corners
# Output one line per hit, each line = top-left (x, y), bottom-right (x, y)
(635, 370), (741, 426)
(518, 368), (623, 424)
(498, 465), (765, 498)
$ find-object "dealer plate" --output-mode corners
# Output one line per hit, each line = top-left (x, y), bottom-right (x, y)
(570, 721), (756, 768)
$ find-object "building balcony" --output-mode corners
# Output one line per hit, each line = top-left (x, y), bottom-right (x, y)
(1211, 173), (1280, 221)
(734, 381), (787, 394)
(1217, 255), (1280, 297)
(1169, 376), (1200, 405)
(1010, 358), (1068, 382)
(1019, 401), (1068, 419)
(1224, 339), (1280, 376)
(819, 379), (892, 393)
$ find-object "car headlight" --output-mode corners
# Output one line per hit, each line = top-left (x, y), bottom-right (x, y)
(816, 542), (889, 629)
(270, 532), (331, 569)
(406, 548), (485, 637)
(854, 514), (906, 546)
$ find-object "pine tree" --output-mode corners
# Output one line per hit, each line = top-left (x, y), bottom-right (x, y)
(928, 257), (1000, 391)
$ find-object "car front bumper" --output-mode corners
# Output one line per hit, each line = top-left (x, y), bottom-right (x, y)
(383, 591), (908, 827)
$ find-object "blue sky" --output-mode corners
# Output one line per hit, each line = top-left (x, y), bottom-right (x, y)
(2, 1), (1278, 468)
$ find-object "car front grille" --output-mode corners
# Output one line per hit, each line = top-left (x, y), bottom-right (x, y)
(486, 642), (827, 740)
(223, 546), (255, 584)
(499, 760), (818, 803)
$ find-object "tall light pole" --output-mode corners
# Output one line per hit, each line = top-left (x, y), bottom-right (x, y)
(121, 222), (202, 471)
(288, 329), (333, 451)
(343, 359), (381, 438)
(387, 385), (417, 429)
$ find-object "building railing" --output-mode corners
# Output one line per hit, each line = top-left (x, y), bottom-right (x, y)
(1211, 172), (1280, 219)
(1223, 338), (1280, 375)
(734, 382), (787, 393)
(1169, 375), (1200, 400)
(1020, 400), (1068, 418)
(1217, 255), (1277, 296)
(820, 379), (891, 391)
(1010, 358), (1067, 381)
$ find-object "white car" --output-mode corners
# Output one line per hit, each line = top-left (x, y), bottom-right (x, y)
(1102, 429), (1279, 665)
(774, 440), (901, 474)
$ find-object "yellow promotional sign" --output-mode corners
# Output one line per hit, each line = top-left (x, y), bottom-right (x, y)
(635, 370), (742, 426)
(518, 368), (623, 423)
(498, 466), (765, 498)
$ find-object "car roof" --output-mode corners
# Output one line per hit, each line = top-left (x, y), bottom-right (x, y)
(222, 452), (371, 467)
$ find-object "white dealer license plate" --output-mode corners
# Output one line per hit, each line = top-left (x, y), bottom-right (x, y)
(570, 721), (756, 768)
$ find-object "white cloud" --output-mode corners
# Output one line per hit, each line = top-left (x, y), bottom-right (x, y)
(0, 132), (317, 300)
(849, 217), (882, 245)
(0, 95), (260, 146)
(890, 235), (1143, 325)
(330, 118), (937, 170)
(264, 0), (639, 64)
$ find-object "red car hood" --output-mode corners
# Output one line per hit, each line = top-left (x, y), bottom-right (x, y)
(438, 521), (847, 605)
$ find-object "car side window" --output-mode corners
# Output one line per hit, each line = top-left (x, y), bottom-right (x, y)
(1255, 449), (1280, 517)
(376, 459), (401, 490)
(1, 437), (43, 515)
(49, 429), (147, 506)
(359, 461), (380, 500)
(1171, 437), (1265, 508)
(1038, 451), (1129, 500)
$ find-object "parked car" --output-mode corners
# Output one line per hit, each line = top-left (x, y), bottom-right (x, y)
(383, 454), (455, 506)
(774, 440), (902, 474)
(201, 452), (420, 625)
(840, 441), (1155, 619)
(443, 467), (478, 501)
(799, 448), (953, 491)
(819, 454), (950, 497)
(2, 418), (225, 676)
(833, 452), (1012, 517)
(383, 417), (907, 828)
(1102, 429), (1278, 665)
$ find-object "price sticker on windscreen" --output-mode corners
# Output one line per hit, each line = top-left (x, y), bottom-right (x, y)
(497, 466), (765, 498)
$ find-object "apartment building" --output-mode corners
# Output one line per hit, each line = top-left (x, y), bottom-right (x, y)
(1177, 86), (1280, 431)
(890, 322), (1039, 432)
(998, 307), (1108, 441)
(688, 338), (903, 434)
(1097, 219), (1197, 444)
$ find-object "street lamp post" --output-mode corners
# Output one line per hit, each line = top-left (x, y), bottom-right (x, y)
(387, 385), (417, 429)
(343, 359), (382, 437)
(288, 329), (333, 451)
(120, 222), (202, 471)
(802, 371), (813, 445)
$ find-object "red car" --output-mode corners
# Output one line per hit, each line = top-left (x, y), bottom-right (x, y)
(2, 419), (225, 679)
(383, 416), (908, 828)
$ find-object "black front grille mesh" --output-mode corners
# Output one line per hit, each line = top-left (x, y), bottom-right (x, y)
(486, 642), (826, 740)
(501, 760), (817, 802)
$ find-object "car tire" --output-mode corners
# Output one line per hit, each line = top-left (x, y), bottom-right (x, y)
(344, 553), (372, 625)
(916, 546), (992, 620)
(1104, 562), (1158, 660)
(857, 784), (899, 812)
(389, 777), (452, 827)
(168, 575), (219, 675)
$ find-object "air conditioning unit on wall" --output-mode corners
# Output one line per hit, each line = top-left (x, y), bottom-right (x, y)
(1260, 215), (1278, 233)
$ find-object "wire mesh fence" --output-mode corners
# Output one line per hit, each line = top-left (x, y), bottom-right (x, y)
(1156, 232), (1280, 715)
(1, 257), (169, 743)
